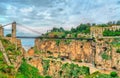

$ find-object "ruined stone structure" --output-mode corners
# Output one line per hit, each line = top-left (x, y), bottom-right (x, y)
(90, 25), (120, 37)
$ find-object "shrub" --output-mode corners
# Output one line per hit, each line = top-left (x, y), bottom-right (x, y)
(45, 75), (52, 78)
(103, 29), (120, 36)
(64, 39), (71, 44)
(110, 71), (117, 77)
(6, 34), (11, 37)
(6, 44), (15, 51)
(61, 63), (90, 77)
(55, 40), (60, 46)
(0, 72), (9, 78)
(19, 61), (42, 78)
(101, 52), (111, 60)
(42, 60), (50, 75)
(116, 49), (120, 53)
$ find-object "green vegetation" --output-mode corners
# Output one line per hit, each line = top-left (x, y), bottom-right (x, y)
(101, 52), (111, 60)
(34, 46), (41, 54)
(6, 34), (11, 37)
(55, 39), (61, 46)
(16, 61), (44, 78)
(110, 71), (118, 77)
(0, 38), (48, 78)
(0, 72), (10, 78)
(116, 20), (120, 25)
(42, 20), (120, 39)
(111, 38), (120, 47)
(116, 49), (120, 53)
(97, 20), (120, 27)
(42, 23), (91, 39)
(85, 71), (119, 78)
(55, 39), (72, 46)
(60, 63), (90, 78)
(0, 51), (15, 77)
(64, 39), (72, 44)
(42, 59), (50, 75)
(0, 37), (21, 56)
(103, 29), (120, 36)
(72, 24), (90, 34)
(0, 38), (21, 77)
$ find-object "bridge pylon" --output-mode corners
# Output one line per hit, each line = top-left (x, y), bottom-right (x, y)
(12, 21), (16, 38)
(0, 24), (4, 37)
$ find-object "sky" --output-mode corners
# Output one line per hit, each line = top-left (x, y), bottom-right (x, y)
(0, 0), (120, 34)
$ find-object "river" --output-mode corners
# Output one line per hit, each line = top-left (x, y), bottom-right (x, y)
(20, 38), (35, 51)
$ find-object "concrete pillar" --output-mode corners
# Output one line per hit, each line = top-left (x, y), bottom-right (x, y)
(0, 24), (4, 37)
(12, 22), (16, 38)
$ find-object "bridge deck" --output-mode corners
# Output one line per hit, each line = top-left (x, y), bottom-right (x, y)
(16, 36), (93, 40)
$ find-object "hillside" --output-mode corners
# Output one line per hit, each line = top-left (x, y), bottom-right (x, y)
(0, 37), (50, 78)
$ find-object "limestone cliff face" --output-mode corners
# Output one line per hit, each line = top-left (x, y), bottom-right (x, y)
(94, 38), (120, 74)
(34, 38), (120, 74)
(35, 39), (95, 63)
(27, 57), (89, 78)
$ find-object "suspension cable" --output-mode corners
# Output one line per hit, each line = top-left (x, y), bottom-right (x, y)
(2, 23), (12, 27)
(17, 23), (43, 34)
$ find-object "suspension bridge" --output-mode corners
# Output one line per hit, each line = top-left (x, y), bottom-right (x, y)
(0, 21), (94, 40)
(0, 22), (42, 38)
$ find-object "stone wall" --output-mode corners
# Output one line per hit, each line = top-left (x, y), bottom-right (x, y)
(90, 25), (120, 37)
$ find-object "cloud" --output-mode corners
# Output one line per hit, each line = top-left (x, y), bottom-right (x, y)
(20, 6), (34, 15)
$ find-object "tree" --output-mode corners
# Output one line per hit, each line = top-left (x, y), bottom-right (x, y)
(71, 28), (76, 33)
(107, 21), (113, 26)
(116, 20), (120, 25)
(92, 23), (96, 26)
(60, 27), (64, 32)
(51, 27), (59, 32)
(6, 34), (11, 37)
(112, 21), (116, 25)
(110, 71), (118, 77)
(98, 24), (108, 27)
(77, 24), (90, 34)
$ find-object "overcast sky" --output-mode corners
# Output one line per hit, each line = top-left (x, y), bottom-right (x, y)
(0, 0), (120, 33)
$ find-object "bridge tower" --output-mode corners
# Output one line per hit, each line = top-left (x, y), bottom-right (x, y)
(12, 22), (16, 38)
(0, 24), (4, 37)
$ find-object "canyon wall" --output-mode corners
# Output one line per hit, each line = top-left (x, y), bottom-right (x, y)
(27, 57), (90, 78)
(34, 38), (120, 75)
(35, 39), (95, 63)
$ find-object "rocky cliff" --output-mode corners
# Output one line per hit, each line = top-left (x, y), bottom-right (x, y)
(35, 39), (95, 63)
(0, 37), (25, 77)
(27, 56), (90, 78)
(34, 38), (120, 75)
